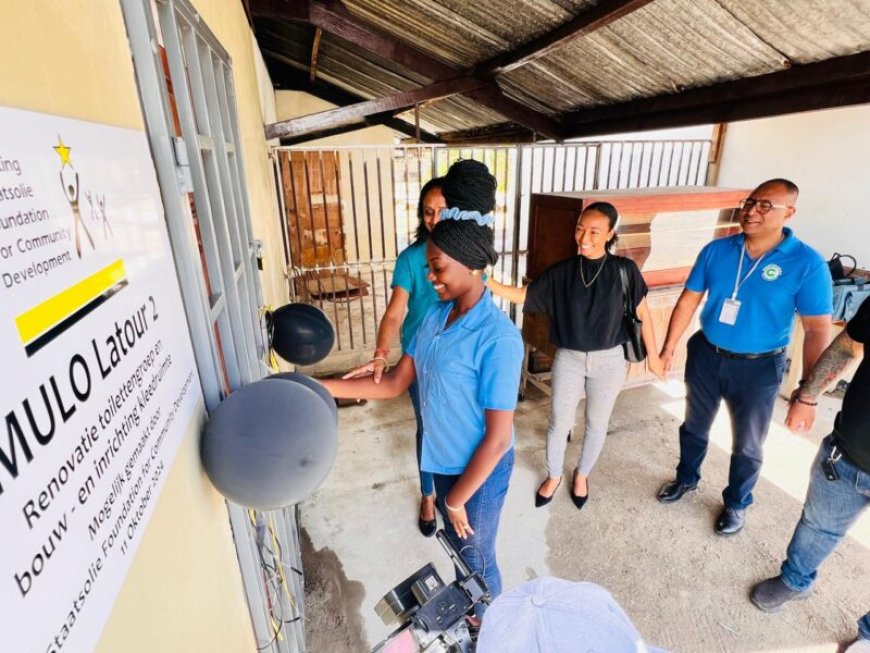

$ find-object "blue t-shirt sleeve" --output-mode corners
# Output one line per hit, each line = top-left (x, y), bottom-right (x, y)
(392, 247), (414, 293)
(477, 333), (523, 411)
(795, 255), (833, 316)
(685, 242), (712, 293)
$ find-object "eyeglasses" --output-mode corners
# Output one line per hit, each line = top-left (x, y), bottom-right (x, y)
(737, 198), (792, 214)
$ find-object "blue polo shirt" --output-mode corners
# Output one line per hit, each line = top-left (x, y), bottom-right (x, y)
(687, 228), (831, 353)
(392, 242), (439, 352)
(406, 291), (523, 475)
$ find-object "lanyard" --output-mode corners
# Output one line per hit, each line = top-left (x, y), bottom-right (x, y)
(732, 245), (769, 300)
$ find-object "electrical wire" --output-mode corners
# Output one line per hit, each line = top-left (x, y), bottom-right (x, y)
(248, 509), (304, 651)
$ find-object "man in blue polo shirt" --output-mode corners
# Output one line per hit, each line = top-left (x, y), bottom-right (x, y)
(656, 178), (832, 535)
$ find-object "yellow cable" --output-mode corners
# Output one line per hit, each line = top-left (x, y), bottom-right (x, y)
(259, 305), (280, 372)
(269, 514), (298, 612)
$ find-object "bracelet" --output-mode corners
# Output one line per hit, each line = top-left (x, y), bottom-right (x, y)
(792, 396), (818, 407)
(374, 347), (390, 358)
(444, 500), (463, 512)
(370, 356), (389, 371)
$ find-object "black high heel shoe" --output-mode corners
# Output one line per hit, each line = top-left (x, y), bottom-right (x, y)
(570, 472), (589, 510)
(534, 477), (562, 508)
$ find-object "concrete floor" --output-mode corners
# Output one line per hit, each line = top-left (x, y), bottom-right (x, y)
(300, 379), (870, 653)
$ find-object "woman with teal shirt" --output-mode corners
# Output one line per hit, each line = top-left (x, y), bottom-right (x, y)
(344, 177), (446, 536)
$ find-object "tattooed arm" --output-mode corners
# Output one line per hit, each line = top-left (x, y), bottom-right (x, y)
(799, 314), (832, 381)
(785, 329), (863, 433)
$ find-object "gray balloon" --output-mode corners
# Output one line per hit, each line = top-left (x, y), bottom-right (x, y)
(266, 372), (337, 425)
(201, 378), (337, 508)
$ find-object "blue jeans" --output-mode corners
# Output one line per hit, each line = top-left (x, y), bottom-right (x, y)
(780, 434), (870, 641)
(408, 378), (435, 497)
(676, 332), (785, 509)
(434, 448), (514, 615)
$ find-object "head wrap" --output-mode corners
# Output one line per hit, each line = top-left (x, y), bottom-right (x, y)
(430, 160), (499, 270)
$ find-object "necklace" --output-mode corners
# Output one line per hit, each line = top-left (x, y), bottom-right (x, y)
(579, 253), (607, 288)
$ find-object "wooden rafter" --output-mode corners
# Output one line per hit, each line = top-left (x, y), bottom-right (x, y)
(439, 122), (537, 145)
(265, 75), (486, 140)
(562, 50), (870, 138)
(268, 60), (442, 143)
(252, 0), (570, 140)
(309, 26), (322, 82)
(474, 0), (656, 78)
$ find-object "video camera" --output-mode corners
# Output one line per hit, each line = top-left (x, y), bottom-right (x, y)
(371, 530), (491, 653)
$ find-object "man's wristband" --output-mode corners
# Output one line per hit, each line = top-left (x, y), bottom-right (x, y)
(792, 396), (818, 407)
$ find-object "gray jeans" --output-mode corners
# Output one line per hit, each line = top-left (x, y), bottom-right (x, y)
(546, 346), (627, 478)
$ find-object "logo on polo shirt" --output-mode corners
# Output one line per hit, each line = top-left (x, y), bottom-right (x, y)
(761, 263), (782, 281)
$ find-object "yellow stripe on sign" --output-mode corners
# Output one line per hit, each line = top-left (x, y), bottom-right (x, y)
(15, 259), (127, 344)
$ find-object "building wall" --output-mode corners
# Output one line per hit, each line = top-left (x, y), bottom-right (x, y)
(716, 105), (870, 266)
(0, 1), (269, 651)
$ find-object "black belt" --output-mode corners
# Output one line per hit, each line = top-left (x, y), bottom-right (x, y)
(704, 336), (786, 360)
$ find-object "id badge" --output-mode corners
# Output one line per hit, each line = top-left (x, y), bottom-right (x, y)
(718, 298), (741, 325)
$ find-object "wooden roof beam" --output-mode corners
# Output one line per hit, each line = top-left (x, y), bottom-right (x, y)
(562, 80), (870, 139)
(250, 0), (564, 140)
(265, 61), (470, 140)
(439, 122), (537, 145)
(563, 51), (870, 132)
(251, 0), (456, 80)
(476, 0), (656, 78)
(268, 60), (441, 143)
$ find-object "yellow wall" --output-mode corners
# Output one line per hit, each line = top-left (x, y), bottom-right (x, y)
(0, 3), (144, 129)
(0, 1), (266, 651)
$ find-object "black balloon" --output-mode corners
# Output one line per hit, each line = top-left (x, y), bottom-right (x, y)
(270, 303), (335, 365)
(201, 378), (337, 508)
(266, 372), (337, 425)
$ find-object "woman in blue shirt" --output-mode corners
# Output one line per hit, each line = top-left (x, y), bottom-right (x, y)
(344, 177), (446, 537)
(323, 160), (523, 608)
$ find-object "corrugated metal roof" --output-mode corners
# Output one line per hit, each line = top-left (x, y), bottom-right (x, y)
(254, 0), (870, 141)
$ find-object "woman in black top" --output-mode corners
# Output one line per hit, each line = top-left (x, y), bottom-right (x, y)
(488, 202), (664, 509)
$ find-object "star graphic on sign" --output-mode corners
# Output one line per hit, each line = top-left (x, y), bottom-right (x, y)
(53, 136), (73, 168)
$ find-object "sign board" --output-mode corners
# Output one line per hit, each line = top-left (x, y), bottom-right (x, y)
(0, 107), (202, 653)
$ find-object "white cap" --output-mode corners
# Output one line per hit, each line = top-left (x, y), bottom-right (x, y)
(476, 577), (668, 653)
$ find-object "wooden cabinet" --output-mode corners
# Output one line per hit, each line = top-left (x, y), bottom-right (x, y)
(522, 186), (749, 389)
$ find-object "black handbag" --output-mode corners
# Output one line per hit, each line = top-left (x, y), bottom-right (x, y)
(828, 252), (857, 281)
(618, 258), (647, 363)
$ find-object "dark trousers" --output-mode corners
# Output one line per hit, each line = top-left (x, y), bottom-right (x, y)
(676, 332), (786, 510)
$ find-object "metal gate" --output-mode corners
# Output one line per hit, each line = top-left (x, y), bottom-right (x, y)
(272, 140), (711, 365)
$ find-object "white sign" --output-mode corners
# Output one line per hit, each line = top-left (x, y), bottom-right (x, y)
(0, 107), (202, 653)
